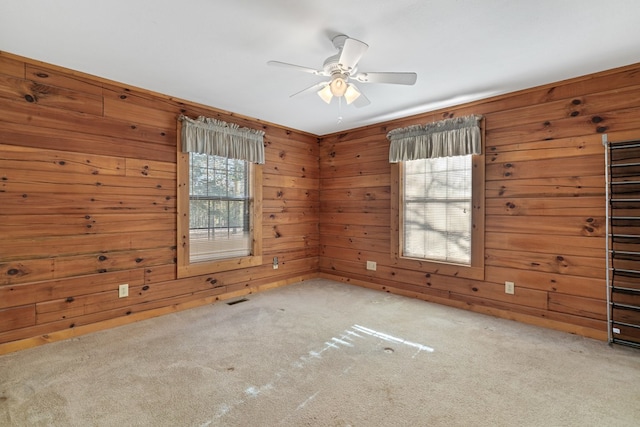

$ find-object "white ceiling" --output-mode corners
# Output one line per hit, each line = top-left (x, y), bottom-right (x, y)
(2, 0), (640, 136)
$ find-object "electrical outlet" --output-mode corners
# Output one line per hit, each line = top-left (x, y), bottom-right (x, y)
(273, 256), (279, 270)
(366, 261), (377, 271)
(119, 284), (129, 298)
(505, 281), (515, 295)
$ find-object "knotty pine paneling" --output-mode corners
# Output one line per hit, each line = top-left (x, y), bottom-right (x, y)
(0, 305), (35, 333)
(26, 64), (103, 96)
(0, 73), (103, 116)
(485, 196), (603, 217)
(0, 269), (145, 310)
(0, 56), (24, 78)
(0, 143), (126, 176)
(0, 97), (173, 149)
(0, 120), (176, 163)
(485, 84), (640, 132)
(319, 61), (640, 340)
(3, 48), (640, 350)
(0, 51), (319, 352)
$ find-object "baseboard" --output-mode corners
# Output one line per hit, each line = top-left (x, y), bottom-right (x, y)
(0, 273), (317, 356)
(0, 272), (607, 355)
(319, 273), (608, 342)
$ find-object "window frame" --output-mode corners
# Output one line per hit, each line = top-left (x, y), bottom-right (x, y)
(188, 153), (252, 262)
(177, 136), (262, 279)
(390, 153), (485, 281)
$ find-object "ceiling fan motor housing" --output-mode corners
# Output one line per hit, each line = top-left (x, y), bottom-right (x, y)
(323, 54), (353, 77)
(324, 34), (360, 77)
(331, 34), (349, 49)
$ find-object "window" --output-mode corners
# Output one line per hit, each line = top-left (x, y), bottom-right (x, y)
(177, 115), (264, 278)
(403, 155), (472, 265)
(189, 153), (251, 263)
(388, 115), (484, 280)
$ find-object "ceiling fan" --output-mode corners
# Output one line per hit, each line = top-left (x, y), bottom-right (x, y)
(268, 34), (417, 108)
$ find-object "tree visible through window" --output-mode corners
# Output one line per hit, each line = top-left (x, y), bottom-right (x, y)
(403, 155), (472, 265)
(388, 115), (484, 279)
(189, 152), (251, 263)
(177, 114), (264, 278)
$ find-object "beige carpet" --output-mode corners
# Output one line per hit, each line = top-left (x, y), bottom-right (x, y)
(1, 279), (639, 426)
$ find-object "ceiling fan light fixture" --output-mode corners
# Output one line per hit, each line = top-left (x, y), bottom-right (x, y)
(344, 83), (361, 105)
(329, 74), (348, 97)
(317, 84), (333, 104)
(269, 34), (415, 110)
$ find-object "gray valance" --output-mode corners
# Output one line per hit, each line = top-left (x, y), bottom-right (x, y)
(387, 115), (483, 162)
(179, 115), (265, 164)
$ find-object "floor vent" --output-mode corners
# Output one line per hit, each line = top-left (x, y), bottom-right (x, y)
(227, 298), (249, 306)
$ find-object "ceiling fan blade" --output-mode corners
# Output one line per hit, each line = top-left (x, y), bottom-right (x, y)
(290, 82), (328, 98)
(353, 91), (371, 108)
(338, 38), (368, 72)
(267, 60), (324, 75)
(354, 72), (417, 85)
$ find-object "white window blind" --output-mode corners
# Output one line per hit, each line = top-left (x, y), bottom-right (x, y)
(403, 155), (472, 265)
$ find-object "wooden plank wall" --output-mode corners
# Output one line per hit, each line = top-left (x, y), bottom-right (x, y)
(0, 52), (319, 353)
(3, 50), (640, 352)
(319, 62), (640, 340)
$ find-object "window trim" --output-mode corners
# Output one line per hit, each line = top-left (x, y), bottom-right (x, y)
(390, 153), (485, 281)
(176, 141), (262, 279)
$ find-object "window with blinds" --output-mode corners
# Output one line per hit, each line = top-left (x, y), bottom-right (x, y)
(177, 115), (264, 278)
(189, 152), (251, 263)
(402, 155), (472, 265)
